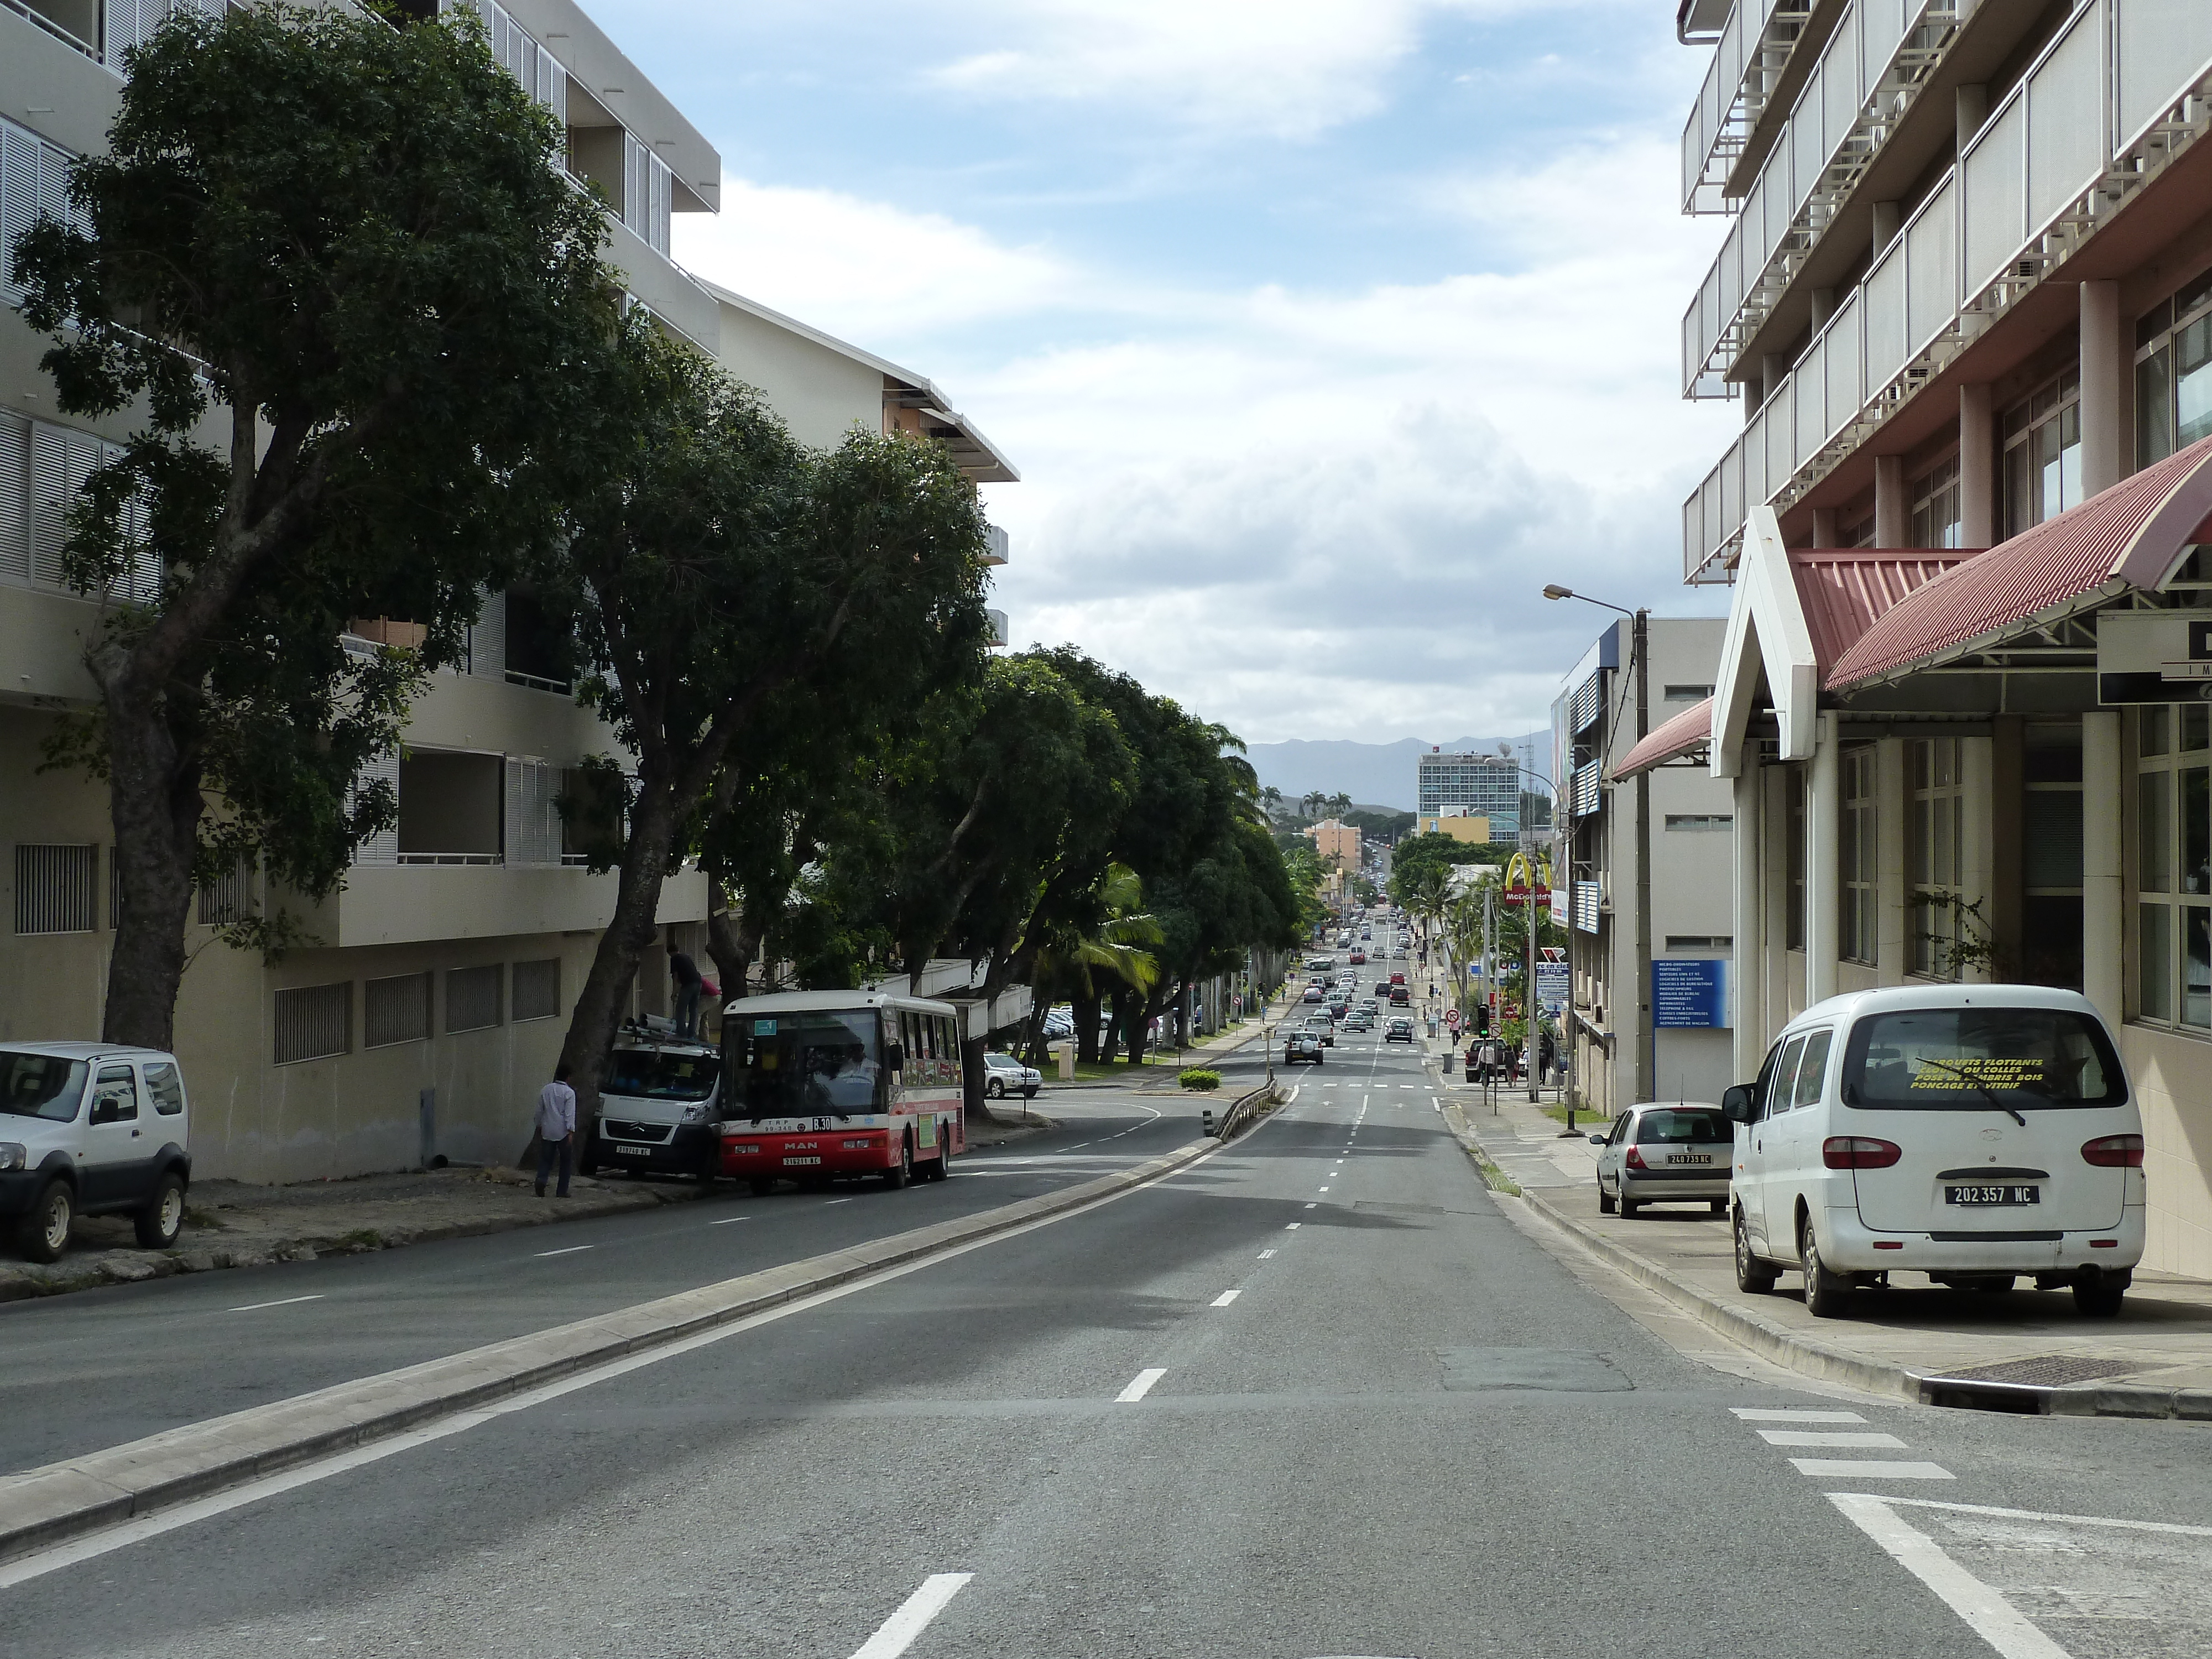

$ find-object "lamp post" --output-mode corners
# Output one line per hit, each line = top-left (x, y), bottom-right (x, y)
(1543, 585), (1653, 1109)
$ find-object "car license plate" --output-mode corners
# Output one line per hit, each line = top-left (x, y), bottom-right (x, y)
(1944, 1184), (2039, 1206)
(615, 1144), (655, 1158)
(1665, 1154), (1714, 1165)
(782, 1155), (822, 1166)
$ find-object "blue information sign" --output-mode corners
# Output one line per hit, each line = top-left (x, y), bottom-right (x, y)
(1652, 958), (1728, 1029)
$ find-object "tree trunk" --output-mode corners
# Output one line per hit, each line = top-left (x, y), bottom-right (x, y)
(1072, 983), (1103, 1065)
(961, 1031), (988, 1120)
(559, 780), (679, 1127)
(703, 878), (763, 1007)
(97, 674), (203, 1050)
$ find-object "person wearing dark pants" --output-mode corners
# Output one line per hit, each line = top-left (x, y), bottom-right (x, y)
(535, 1062), (577, 1198)
(668, 943), (702, 1039)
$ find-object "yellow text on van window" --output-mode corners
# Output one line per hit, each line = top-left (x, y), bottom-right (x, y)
(1909, 1057), (2043, 1089)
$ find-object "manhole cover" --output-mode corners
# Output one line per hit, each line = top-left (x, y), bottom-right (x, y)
(1440, 1347), (1632, 1392)
(1940, 1355), (2142, 1387)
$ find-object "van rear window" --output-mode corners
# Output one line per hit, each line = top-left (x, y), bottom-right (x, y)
(1841, 1009), (2125, 1109)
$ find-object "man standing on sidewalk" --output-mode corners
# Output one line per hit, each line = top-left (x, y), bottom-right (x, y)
(535, 1063), (577, 1198)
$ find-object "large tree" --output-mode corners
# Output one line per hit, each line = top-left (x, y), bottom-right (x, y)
(15, 6), (615, 1047)
(554, 342), (991, 1118)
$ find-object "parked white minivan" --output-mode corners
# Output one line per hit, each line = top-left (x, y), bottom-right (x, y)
(1723, 985), (2143, 1320)
(580, 1030), (726, 1182)
(0, 1044), (192, 1262)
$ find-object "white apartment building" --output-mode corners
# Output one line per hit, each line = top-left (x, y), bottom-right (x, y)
(1416, 749), (1522, 837)
(1553, 617), (1736, 1116)
(1665, 0), (2212, 1275)
(0, 0), (1015, 1182)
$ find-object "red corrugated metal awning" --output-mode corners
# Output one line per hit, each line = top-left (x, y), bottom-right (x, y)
(1611, 696), (1712, 781)
(1827, 432), (2212, 690)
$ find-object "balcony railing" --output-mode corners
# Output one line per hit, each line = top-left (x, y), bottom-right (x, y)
(1681, 0), (1815, 216)
(1682, 0), (2212, 583)
(1682, 0), (1957, 398)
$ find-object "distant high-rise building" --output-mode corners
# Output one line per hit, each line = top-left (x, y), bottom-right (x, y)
(1416, 750), (1520, 836)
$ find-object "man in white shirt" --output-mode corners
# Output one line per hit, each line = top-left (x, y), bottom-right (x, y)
(534, 1062), (577, 1198)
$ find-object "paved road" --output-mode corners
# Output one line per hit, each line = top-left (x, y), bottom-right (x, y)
(4, 1026), (2207, 1658)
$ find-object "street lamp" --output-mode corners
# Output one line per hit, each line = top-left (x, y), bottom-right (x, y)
(1545, 584), (1655, 1110)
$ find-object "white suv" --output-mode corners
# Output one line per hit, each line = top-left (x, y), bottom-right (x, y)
(0, 1044), (192, 1262)
(1724, 986), (2143, 1319)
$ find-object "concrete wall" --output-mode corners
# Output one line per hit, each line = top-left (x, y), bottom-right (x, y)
(714, 300), (886, 452)
(2118, 1025), (2212, 1281)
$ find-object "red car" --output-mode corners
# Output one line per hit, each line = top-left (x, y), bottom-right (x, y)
(1390, 971), (1406, 986)
(1349, 950), (1366, 964)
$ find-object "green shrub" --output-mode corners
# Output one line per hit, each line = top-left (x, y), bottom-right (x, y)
(1178, 1068), (1222, 1091)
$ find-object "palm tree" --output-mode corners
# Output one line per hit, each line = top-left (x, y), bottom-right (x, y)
(1026, 863), (1164, 1066)
(1260, 785), (1284, 819)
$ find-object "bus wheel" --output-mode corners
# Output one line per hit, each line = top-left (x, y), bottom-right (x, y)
(927, 1140), (952, 1182)
(884, 1135), (914, 1190)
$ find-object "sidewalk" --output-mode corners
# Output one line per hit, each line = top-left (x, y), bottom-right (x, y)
(0, 1105), (1050, 1305)
(1442, 1089), (2212, 1421)
(1045, 1004), (1280, 1093)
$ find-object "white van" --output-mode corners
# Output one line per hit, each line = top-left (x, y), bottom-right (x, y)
(580, 1030), (726, 1182)
(0, 1044), (192, 1262)
(1723, 985), (2143, 1319)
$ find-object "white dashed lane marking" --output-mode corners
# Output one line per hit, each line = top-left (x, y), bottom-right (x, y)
(1115, 1368), (1166, 1404)
(532, 1245), (593, 1258)
(1758, 1430), (1907, 1448)
(1733, 1408), (1864, 1422)
(847, 1574), (974, 1659)
(228, 1295), (325, 1313)
(1211, 1288), (1241, 1307)
(1791, 1459), (1954, 1480)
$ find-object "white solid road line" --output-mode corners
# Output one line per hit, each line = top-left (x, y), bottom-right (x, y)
(227, 1295), (325, 1313)
(1732, 1407), (1865, 1422)
(1790, 1459), (1954, 1479)
(1827, 1494), (2070, 1659)
(848, 1573), (975, 1659)
(1758, 1430), (1907, 1448)
(1211, 1288), (1241, 1307)
(1115, 1368), (1167, 1404)
(532, 1245), (593, 1258)
(708, 1216), (753, 1225)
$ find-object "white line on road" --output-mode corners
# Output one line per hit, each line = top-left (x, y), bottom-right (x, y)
(1732, 1408), (1865, 1422)
(1304, 1202), (1317, 1209)
(708, 1216), (753, 1225)
(1317, 1186), (1330, 1192)
(532, 1245), (593, 1258)
(227, 1295), (325, 1313)
(1284, 1222), (1301, 1229)
(1259, 1249), (1277, 1259)
(1827, 1494), (2069, 1659)
(1115, 1368), (1167, 1403)
(848, 1574), (975, 1659)
(1211, 1288), (1241, 1307)
(823, 1198), (854, 1206)
(1791, 1459), (1953, 1480)
(1759, 1430), (1907, 1448)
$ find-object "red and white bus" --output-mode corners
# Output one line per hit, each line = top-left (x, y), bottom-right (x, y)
(717, 990), (967, 1193)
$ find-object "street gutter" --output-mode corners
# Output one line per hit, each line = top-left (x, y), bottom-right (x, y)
(0, 1131), (1233, 1565)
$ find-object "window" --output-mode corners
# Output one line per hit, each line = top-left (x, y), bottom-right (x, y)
(2134, 269), (2212, 468)
(398, 750), (504, 864)
(275, 983), (352, 1065)
(512, 958), (562, 1022)
(0, 1051), (86, 1121)
(1910, 456), (1962, 549)
(1791, 1030), (1833, 1110)
(1840, 746), (1877, 966)
(1786, 770), (1806, 951)
(1839, 509), (1876, 549)
(623, 134), (672, 257)
(2134, 701), (2211, 1028)
(90, 1064), (138, 1124)
(2022, 724), (2084, 990)
(1665, 935), (1733, 950)
(446, 964), (504, 1033)
(1, 116), (86, 311)
(14, 844), (97, 935)
(196, 857), (252, 926)
(1663, 813), (1733, 832)
(1910, 737), (1964, 979)
(2002, 368), (2082, 537)
(363, 972), (434, 1048)
(0, 407), (159, 601)
(1663, 684), (1714, 702)
(143, 1061), (184, 1117)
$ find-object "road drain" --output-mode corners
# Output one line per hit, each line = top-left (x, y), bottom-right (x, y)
(1918, 1353), (2145, 1414)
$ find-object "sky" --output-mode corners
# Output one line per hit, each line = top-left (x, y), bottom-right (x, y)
(593, 0), (1744, 745)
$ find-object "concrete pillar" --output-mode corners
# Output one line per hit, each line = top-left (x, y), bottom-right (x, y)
(1764, 765), (1792, 1028)
(1733, 748), (1764, 1081)
(1872, 201), (1901, 263)
(1960, 383), (1995, 545)
(1875, 454), (1907, 546)
(1875, 738), (1908, 986)
(1762, 353), (1789, 408)
(1806, 713), (1841, 1005)
(2080, 280), (2126, 497)
(1957, 85), (1987, 156)
(1811, 287), (1837, 331)
(1961, 735), (1996, 984)
(2082, 711), (2123, 1025)
(1812, 507), (1838, 547)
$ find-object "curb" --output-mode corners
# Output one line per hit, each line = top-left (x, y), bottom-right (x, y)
(0, 1135), (1225, 1566)
(1440, 1108), (2212, 1422)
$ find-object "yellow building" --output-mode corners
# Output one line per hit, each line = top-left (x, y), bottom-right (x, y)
(1304, 818), (1363, 868)
(1416, 815), (1491, 843)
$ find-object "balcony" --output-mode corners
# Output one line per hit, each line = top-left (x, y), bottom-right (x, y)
(1680, 0), (1818, 216)
(1682, 0), (2212, 582)
(983, 522), (1009, 566)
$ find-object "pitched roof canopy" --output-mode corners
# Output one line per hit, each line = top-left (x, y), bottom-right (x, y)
(1611, 696), (1713, 781)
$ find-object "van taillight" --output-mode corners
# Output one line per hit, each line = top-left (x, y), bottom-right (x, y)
(2080, 1134), (2143, 1168)
(1822, 1136), (1901, 1169)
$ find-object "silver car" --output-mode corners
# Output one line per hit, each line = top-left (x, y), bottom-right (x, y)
(982, 1051), (1041, 1099)
(1589, 1103), (1733, 1218)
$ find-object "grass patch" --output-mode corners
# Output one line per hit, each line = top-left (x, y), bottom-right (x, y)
(1543, 1104), (1605, 1134)
(1465, 1144), (1522, 1197)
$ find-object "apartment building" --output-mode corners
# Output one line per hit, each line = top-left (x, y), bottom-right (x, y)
(1415, 813), (1492, 842)
(1416, 749), (1522, 837)
(1553, 617), (1736, 1117)
(1666, 0), (2212, 1275)
(1303, 817), (1363, 870)
(0, 0), (1016, 1182)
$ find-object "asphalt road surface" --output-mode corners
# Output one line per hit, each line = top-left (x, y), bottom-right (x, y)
(4, 1025), (2207, 1659)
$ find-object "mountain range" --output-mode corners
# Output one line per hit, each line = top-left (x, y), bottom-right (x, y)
(1242, 733), (1551, 815)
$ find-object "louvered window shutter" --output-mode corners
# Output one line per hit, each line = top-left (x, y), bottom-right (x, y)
(469, 587), (505, 677)
(351, 752), (401, 866)
(503, 756), (522, 864)
(0, 410), (28, 585)
(2, 122), (38, 308)
(29, 422), (70, 586)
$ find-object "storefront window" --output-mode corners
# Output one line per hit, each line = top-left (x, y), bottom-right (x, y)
(2132, 702), (2212, 1029)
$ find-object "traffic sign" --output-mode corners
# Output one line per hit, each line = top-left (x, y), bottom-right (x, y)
(1445, 1009), (1461, 1030)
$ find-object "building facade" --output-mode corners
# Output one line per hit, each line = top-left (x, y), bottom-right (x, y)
(1416, 749), (1522, 837)
(1305, 818), (1363, 870)
(1669, 0), (2212, 1275)
(1416, 813), (1492, 842)
(0, 0), (1015, 1183)
(1553, 617), (1737, 1118)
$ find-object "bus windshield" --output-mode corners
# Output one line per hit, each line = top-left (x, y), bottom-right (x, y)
(734, 1010), (885, 1118)
(1841, 1008), (2126, 1110)
(603, 1048), (718, 1102)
